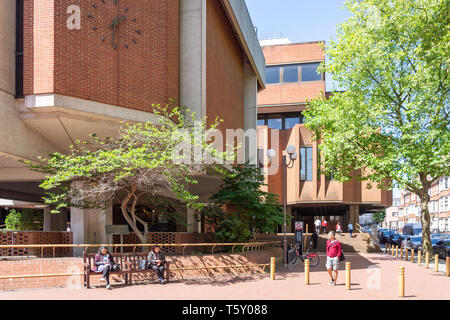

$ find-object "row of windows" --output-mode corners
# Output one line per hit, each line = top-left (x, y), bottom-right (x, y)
(257, 112), (304, 130)
(266, 62), (323, 85)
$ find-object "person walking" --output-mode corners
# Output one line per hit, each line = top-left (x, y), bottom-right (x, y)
(326, 231), (342, 286)
(322, 219), (328, 234)
(336, 223), (342, 237)
(92, 246), (114, 290)
(148, 245), (167, 284)
(314, 218), (321, 234)
(348, 223), (354, 238)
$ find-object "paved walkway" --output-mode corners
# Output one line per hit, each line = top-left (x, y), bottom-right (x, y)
(0, 253), (449, 300)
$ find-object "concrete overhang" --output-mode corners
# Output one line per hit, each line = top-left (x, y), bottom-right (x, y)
(221, 0), (266, 91)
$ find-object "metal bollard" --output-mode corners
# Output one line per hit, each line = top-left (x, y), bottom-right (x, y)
(346, 262), (351, 290)
(435, 254), (439, 272)
(405, 248), (408, 261)
(389, 244), (392, 255)
(400, 246), (404, 259)
(399, 267), (405, 298)
(425, 252), (430, 269)
(396, 245), (399, 258)
(417, 251), (422, 266)
(411, 249), (415, 263)
(305, 259), (310, 285)
(446, 257), (449, 277)
(270, 257), (276, 280)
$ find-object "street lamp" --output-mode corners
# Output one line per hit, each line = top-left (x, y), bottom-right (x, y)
(268, 145), (298, 268)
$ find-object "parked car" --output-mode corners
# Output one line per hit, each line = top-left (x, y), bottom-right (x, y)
(389, 233), (405, 247)
(417, 236), (446, 252)
(379, 230), (395, 244)
(433, 240), (450, 259)
(408, 235), (422, 251)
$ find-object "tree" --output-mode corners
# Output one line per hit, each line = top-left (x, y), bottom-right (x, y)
(202, 164), (285, 243)
(4, 209), (43, 231)
(24, 104), (232, 244)
(304, 0), (449, 255)
(372, 210), (386, 225)
(5, 209), (21, 230)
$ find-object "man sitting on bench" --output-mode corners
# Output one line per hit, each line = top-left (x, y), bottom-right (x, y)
(148, 245), (167, 284)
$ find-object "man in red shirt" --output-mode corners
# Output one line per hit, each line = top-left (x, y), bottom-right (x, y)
(321, 219), (328, 234)
(326, 231), (342, 286)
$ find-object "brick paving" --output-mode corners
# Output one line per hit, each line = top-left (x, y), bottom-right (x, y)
(0, 252), (449, 300)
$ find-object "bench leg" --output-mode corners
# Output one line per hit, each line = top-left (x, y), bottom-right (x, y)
(165, 264), (170, 282)
(128, 270), (133, 285)
(86, 274), (90, 289)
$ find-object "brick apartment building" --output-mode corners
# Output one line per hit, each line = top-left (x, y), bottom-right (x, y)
(390, 176), (450, 233)
(0, 0), (265, 251)
(256, 39), (392, 233)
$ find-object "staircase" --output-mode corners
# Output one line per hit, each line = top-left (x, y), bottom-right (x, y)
(310, 233), (380, 253)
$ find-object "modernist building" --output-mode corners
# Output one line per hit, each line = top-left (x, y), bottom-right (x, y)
(256, 40), (392, 233)
(0, 0), (265, 248)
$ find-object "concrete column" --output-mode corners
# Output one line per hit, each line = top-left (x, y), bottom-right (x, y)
(187, 208), (200, 233)
(43, 207), (52, 232)
(243, 73), (258, 165)
(71, 205), (113, 256)
(43, 207), (67, 232)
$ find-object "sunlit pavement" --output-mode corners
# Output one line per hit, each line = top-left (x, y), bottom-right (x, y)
(0, 253), (449, 300)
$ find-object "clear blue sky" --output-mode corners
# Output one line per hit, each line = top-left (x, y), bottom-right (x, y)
(245, 0), (350, 44)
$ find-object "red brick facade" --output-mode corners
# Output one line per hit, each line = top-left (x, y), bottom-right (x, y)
(24, 0), (180, 112)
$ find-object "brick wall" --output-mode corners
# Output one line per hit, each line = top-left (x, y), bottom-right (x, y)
(24, 0), (180, 112)
(0, 248), (282, 291)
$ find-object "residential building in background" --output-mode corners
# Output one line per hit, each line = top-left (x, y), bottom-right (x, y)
(383, 198), (401, 231)
(256, 39), (392, 233)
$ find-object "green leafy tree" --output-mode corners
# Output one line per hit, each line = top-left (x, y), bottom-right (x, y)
(304, 0), (449, 255)
(203, 164), (285, 242)
(23, 104), (232, 244)
(4, 209), (43, 231)
(5, 209), (21, 231)
(372, 210), (386, 225)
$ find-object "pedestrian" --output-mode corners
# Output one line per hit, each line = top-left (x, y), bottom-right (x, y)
(322, 219), (328, 234)
(148, 245), (167, 284)
(326, 231), (343, 286)
(314, 218), (321, 234)
(92, 246), (114, 290)
(311, 231), (319, 249)
(336, 223), (342, 237)
(348, 222), (354, 238)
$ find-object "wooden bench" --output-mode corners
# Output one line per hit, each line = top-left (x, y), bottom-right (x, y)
(83, 252), (132, 289)
(126, 252), (171, 284)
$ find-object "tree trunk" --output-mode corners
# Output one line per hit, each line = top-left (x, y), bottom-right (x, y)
(120, 192), (148, 244)
(418, 192), (433, 256)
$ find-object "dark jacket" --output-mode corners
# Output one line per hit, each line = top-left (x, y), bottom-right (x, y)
(147, 250), (166, 267)
(92, 253), (114, 272)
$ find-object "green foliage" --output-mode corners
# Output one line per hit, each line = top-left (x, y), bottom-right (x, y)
(304, 0), (449, 253)
(203, 164), (285, 243)
(4, 209), (43, 231)
(373, 210), (386, 225)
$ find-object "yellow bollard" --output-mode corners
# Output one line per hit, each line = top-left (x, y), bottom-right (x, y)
(446, 257), (450, 277)
(396, 245), (399, 258)
(399, 267), (405, 298)
(417, 251), (422, 266)
(305, 259), (310, 285)
(389, 244), (392, 255)
(435, 254), (439, 272)
(405, 248), (409, 261)
(411, 249), (415, 263)
(400, 246), (404, 259)
(270, 257), (276, 280)
(425, 252), (430, 269)
(346, 262), (351, 290)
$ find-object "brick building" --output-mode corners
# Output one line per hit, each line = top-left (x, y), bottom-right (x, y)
(0, 0), (265, 251)
(256, 40), (392, 233)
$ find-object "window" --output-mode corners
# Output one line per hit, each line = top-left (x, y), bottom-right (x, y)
(283, 64), (299, 83)
(300, 147), (313, 181)
(301, 62), (322, 82)
(267, 118), (282, 130)
(257, 119), (266, 126)
(284, 116), (300, 129)
(15, 0), (24, 98)
(266, 66), (281, 84)
(258, 113), (303, 130)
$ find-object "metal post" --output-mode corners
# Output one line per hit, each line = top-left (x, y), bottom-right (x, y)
(446, 257), (449, 277)
(435, 254), (439, 272)
(283, 154), (288, 269)
(411, 249), (415, 263)
(399, 267), (405, 298)
(346, 262), (351, 290)
(417, 251), (422, 266)
(425, 252), (430, 269)
(405, 248), (408, 261)
(270, 257), (275, 280)
(396, 245), (399, 258)
(305, 259), (310, 285)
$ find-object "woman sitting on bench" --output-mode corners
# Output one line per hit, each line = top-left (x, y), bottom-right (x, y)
(93, 246), (114, 290)
(148, 245), (166, 284)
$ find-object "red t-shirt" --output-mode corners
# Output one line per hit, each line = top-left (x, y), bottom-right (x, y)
(322, 221), (328, 227)
(326, 240), (342, 258)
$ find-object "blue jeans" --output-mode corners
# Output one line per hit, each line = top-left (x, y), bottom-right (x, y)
(152, 265), (165, 282)
(349, 230), (353, 238)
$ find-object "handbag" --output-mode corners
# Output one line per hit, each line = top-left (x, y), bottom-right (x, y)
(139, 260), (148, 270)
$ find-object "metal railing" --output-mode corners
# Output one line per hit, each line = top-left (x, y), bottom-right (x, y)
(0, 241), (281, 258)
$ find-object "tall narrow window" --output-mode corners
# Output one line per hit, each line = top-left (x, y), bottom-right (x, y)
(300, 147), (313, 181)
(15, 0), (24, 98)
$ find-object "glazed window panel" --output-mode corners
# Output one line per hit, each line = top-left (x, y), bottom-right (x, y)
(300, 147), (313, 181)
(301, 62), (322, 82)
(283, 64), (299, 83)
(266, 66), (281, 84)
